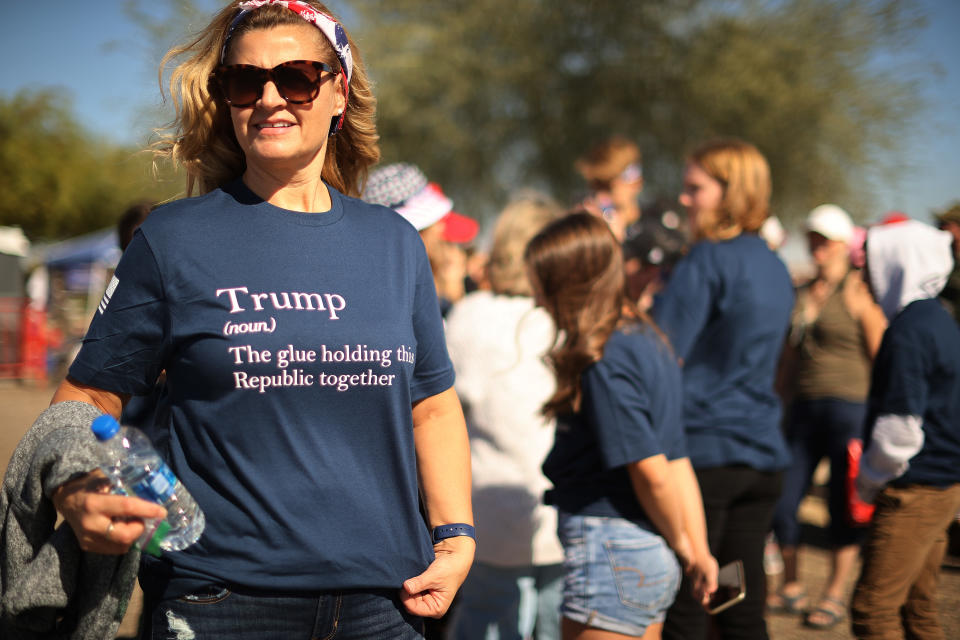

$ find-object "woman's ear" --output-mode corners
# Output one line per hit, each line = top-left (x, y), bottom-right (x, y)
(335, 76), (348, 114)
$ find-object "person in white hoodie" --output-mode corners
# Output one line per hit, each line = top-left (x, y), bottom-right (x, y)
(851, 219), (960, 640)
(443, 193), (565, 640)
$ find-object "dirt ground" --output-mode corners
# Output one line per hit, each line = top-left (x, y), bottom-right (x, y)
(2, 380), (958, 639)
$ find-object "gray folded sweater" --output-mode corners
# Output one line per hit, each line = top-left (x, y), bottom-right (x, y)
(1, 401), (140, 639)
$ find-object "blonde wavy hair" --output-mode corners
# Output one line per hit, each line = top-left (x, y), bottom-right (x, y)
(487, 192), (563, 296)
(153, 1), (379, 197)
(689, 139), (771, 242)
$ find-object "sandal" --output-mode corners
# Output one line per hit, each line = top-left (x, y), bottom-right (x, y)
(804, 596), (846, 630)
(767, 586), (809, 615)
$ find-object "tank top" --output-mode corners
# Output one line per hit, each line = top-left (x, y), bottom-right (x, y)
(791, 272), (871, 401)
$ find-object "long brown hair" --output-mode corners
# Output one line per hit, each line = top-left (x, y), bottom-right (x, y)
(689, 138), (771, 242)
(525, 211), (657, 417)
(153, 1), (379, 197)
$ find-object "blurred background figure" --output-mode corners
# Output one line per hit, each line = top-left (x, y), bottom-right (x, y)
(621, 199), (688, 312)
(879, 211), (910, 225)
(935, 201), (960, 321)
(849, 225), (868, 269)
(116, 202), (154, 252)
(575, 137), (644, 241)
(768, 204), (887, 631)
(851, 219), (960, 640)
(464, 245), (492, 294)
(444, 191), (564, 640)
(364, 162), (480, 316)
(655, 139), (794, 640)
(759, 215), (787, 252)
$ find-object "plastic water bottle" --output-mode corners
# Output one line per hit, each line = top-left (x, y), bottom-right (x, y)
(91, 415), (205, 555)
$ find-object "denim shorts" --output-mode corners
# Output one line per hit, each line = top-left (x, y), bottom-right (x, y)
(558, 512), (681, 635)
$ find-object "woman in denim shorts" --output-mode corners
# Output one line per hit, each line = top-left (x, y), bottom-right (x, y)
(524, 212), (717, 638)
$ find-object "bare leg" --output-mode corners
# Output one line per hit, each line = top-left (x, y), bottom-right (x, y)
(767, 544), (809, 612)
(563, 617), (663, 640)
(804, 543), (859, 627)
(825, 543), (859, 600)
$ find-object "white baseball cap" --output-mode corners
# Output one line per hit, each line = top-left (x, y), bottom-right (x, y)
(806, 204), (855, 243)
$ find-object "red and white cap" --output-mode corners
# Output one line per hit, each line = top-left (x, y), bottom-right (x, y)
(363, 163), (478, 243)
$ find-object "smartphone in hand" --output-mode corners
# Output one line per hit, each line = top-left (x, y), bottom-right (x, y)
(707, 559), (746, 615)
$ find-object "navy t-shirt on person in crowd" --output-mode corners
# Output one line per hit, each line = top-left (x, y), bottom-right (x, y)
(69, 180), (455, 598)
(865, 298), (960, 487)
(543, 324), (686, 522)
(652, 233), (794, 471)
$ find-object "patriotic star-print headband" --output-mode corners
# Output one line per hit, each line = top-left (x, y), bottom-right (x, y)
(222, 1), (353, 132)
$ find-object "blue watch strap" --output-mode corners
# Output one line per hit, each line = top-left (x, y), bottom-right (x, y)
(432, 523), (476, 544)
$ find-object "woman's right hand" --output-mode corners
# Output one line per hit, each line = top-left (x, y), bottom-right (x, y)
(670, 532), (718, 606)
(686, 550), (719, 608)
(52, 471), (167, 555)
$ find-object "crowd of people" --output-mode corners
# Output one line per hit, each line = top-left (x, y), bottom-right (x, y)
(1, 2), (959, 640)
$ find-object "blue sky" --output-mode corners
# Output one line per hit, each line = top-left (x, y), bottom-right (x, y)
(1, 0), (957, 226)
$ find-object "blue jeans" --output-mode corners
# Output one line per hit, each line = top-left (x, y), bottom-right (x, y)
(140, 586), (424, 639)
(772, 396), (867, 548)
(558, 513), (681, 636)
(446, 561), (563, 640)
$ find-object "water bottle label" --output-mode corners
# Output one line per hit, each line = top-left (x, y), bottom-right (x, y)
(138, 520), (171, 557)
(132, 464), (177, 503)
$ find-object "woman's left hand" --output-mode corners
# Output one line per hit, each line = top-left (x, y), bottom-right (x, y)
(399, 536), (475, 618)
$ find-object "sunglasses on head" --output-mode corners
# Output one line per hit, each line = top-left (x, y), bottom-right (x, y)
(211, 60), (336, 108)
(589, 163), (643, 192)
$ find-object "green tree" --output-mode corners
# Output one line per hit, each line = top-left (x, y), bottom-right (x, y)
(352, 0), (926, 224)
(0, 90), (182, 240)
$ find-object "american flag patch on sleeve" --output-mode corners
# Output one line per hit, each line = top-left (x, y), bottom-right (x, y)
(98, 275), (120, 314)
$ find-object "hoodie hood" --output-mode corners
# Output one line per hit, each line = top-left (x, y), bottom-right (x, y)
(866, 219), (954, 320)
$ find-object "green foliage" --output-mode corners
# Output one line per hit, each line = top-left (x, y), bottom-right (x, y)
(8, 0), (925, 239)
(351, 0), (926, 224)
(0, 90), (182, 240)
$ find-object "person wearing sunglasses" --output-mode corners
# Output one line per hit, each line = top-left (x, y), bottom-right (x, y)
(33, 1), (473, 638)
(575, 137), (645, 241)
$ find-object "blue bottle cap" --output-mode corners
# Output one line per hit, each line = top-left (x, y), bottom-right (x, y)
(91, 415), (120, 441)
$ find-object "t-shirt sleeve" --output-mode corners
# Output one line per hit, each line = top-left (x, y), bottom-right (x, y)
(652, 247), (714, 360)
(581, 340), (663, 469)
(408, 239), (455, 403)
(67, 231), (169, 395)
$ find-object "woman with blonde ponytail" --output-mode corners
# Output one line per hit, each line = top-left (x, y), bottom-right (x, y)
(44, 2), (473, 637)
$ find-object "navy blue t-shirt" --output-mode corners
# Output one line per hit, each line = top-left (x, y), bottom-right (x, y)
(865, 298), (960, 487)
(543, 324), (686, 520)
(652, 234), (793, 471)
(69, 180), (455, 597)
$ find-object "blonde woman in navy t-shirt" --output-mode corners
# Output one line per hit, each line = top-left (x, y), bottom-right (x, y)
(38, 2), (474, 637)
(654, 140), (794, 640)
(525, 212), (717, 639)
